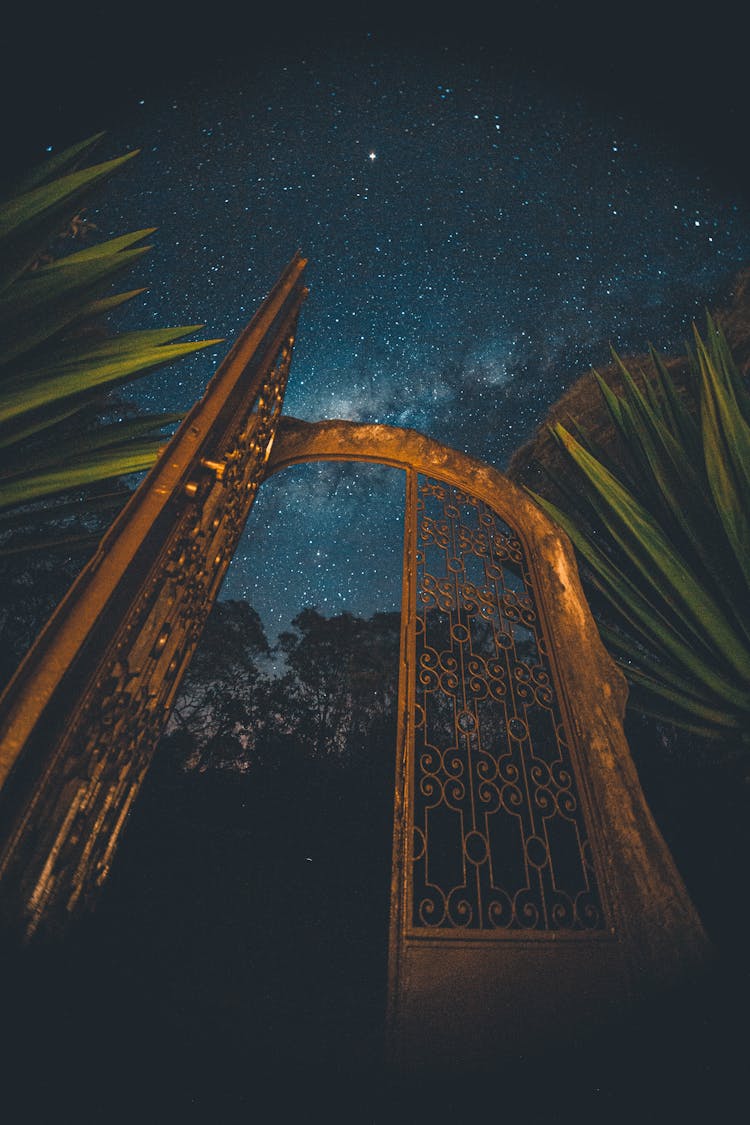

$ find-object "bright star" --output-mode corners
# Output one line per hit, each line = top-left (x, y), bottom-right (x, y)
(368, 151), (376, 161)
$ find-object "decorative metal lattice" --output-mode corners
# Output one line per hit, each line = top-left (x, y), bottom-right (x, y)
(0, 255), (307, 940)
(411, 476), (604, 931)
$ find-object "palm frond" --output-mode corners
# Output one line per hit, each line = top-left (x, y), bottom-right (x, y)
(0, 135), (225, 559)
(527, 323), (750, 745)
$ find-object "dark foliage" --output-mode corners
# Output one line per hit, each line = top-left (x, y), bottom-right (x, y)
(506, 266), (750, 510)
(0, 476), (131, 689)
(161, 602), (401, 773)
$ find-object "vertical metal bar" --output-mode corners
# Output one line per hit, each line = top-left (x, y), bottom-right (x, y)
(385, 465), (417, 1060)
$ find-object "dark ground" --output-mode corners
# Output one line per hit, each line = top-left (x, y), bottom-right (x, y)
(2, 712), (748, 1123)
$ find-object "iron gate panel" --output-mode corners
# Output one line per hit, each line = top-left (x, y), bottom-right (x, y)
(409, 474), (605, 932)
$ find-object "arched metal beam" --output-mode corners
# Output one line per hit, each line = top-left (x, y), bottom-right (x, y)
(267, 415), (708, 1066)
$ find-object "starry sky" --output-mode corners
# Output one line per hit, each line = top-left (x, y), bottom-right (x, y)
(7, 6), (750, 642)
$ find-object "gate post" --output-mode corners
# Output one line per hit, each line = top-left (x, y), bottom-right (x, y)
(0, 253), (307, 941)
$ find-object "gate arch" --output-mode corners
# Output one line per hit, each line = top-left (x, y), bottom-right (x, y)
(264, 416), (707, 1067)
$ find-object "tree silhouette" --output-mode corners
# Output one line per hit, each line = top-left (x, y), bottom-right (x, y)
(277, 607), (400, 760)
(163, 599), (271, 771)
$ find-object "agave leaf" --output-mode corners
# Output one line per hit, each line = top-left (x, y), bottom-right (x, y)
(73, 287), (148, 320)
(610, 349), (663, 419)
(546, 422), (642, 522)
(609, 350), (655, 410)
(53, 324), (208, 359)
(0, 413), (183, 480)
(530, 322), (750, 740)
(0, 151), (140, 241)
(591, 372), (660, 505)
(33, 228), (157, 269)
(704, 312), (750, 422)
(625, 696), (733, 739)
(0, 138), (222, 561)
(594, 368), (626, 430)
(647, 347), (697, 449)
(696, 330), (750, 589)
(526, 486), (750, 708)
(597, 621), (748, 714)
(1, 133), (107, 199)
(0, 288), (152, 376)
(0, 247), (153, 369)
(0, 400), (84, 452)
(0, 338), (222, 425)
(530, 439), (595, 526)
(0, 279), (154, 371)
(8, 324), (211, 382)
(614, 358), (745, 611)
(0, 243), (151, 326)
(553, 422), (750, 678)
(617, 661), (742, 735)
(564, 390), (641, 494)
(13, 287), (150, 358)
(76, 412), (183, 452)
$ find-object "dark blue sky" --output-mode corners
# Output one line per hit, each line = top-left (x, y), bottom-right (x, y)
(8, 7), (750, 640)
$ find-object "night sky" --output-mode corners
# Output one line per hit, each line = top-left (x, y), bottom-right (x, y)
(7, 6), (750, 642)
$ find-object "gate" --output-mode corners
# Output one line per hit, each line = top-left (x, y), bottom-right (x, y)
(265, 416), (709, 1068)
(0, 256), (708, 1070)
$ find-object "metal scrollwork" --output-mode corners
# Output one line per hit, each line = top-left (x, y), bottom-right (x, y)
(411, 475), (604, 932)
(0, 255), (307, 939)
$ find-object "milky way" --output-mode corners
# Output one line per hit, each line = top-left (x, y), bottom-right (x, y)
(73, 36), (750, 640)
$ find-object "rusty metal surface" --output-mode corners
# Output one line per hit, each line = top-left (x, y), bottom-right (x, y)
(408, 474), (606, 934)
(0, 253), (308, 939)
(267, 417), (710, 1068)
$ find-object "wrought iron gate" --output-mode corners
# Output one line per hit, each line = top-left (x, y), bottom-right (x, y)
(0, 253), (307, 940)
(0, 259), (707, 1070)
(264, 417), (709, 1069)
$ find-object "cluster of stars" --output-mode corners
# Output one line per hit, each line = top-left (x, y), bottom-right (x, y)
(88, 38), (750, 642)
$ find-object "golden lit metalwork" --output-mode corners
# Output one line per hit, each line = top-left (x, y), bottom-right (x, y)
(0, 289), (709, 1070)
(266, 419), (708, 1071)
(409, 475), (604, 931)
(0, 253), (308, 940)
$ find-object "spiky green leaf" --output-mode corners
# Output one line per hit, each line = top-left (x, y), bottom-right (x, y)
(0, 441), (170, 511)
(551, 422), (750, 680)
(0, 149), (139, 293)
(0, 338), (222, 426)
(1, 133), (107, 199)
(696, 329), (750, 589)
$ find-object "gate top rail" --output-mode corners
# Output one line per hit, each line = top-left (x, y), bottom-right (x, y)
(0, 252), (307, 793)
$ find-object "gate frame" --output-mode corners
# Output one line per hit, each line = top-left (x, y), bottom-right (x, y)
(266, 415), (709, 1068)
(0, 260), (708, 1067)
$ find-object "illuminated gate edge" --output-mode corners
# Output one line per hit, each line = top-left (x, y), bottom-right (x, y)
(410, 473), (608, 936)
(265, 416), (710, 1068)
(0, 254), (308, 941)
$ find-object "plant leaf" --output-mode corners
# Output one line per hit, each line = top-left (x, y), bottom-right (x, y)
(0, 338), (223, 426)
(552, 422), (750, 681)
(0, 150), (139, 293)
(1, 133), (107, 199)
(696, 327), (750, 590)
(0, 441), (170, 510)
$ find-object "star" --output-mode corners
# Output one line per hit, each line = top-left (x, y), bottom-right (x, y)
(86, 40), (750, 643)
